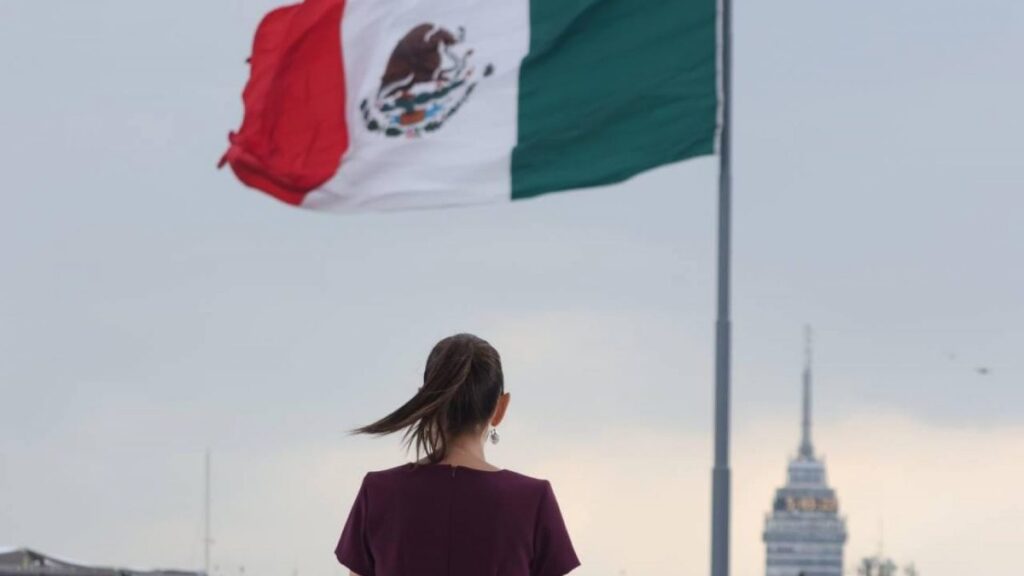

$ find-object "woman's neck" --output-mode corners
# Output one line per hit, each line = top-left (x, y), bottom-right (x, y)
(429, 435), (499, 471)
(448, 441), (486, 463)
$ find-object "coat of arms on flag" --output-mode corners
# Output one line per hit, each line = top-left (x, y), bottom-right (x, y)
(361, 23), (493, 139)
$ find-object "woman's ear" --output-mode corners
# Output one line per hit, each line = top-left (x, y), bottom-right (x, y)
(492, 392), (510, 426)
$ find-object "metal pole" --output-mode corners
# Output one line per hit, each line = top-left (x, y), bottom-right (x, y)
(205, 449), (211, 576)
(710, 0), (732, 571)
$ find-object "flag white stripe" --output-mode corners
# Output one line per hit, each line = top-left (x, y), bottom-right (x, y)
(302, 0), (530, 212)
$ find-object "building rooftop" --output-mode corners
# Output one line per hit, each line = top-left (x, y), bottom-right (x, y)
(0, 548), (202, 576)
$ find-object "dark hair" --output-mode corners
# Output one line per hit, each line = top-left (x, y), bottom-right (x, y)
(348, 333), (505, 465)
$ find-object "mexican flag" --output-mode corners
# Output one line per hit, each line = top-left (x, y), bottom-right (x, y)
(220, 0), (719, 211)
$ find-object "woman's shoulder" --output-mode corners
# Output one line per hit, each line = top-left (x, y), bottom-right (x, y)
(494, 467), (551, 488)
(365, 462), (551, 489)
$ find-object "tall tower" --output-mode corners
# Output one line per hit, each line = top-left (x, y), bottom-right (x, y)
(763, 326), (847, 576)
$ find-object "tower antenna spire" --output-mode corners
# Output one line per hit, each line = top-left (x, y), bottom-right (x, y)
(799, 325), (814, 459)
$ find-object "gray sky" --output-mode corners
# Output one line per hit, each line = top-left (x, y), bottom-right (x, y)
(0, 1), (1021, 575)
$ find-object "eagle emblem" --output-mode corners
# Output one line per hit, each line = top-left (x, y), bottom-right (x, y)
(361, 23), (493, 138)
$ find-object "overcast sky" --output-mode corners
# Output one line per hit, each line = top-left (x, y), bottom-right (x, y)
(0, 1), (1021, 575)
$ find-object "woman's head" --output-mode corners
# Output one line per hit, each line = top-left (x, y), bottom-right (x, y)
(349, 333), (509, 463)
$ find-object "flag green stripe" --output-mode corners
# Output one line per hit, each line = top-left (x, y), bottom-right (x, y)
(511, 0), (718, 200)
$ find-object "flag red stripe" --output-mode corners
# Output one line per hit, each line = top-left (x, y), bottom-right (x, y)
(221, 0), (348, 206)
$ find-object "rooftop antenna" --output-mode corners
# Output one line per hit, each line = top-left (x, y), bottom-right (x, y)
(798, 325), (815, 459)
(878, 515), (885, 557)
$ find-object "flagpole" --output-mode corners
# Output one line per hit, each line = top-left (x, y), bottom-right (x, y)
(710, 0), (732, 571)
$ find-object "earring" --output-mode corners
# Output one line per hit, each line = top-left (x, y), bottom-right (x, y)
(488, 427), (500, 445)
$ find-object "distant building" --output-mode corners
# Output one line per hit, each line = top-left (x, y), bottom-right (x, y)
(763, 328), (848, 576)
(856, 554), (919, 576)
(0, 547), (202, 576)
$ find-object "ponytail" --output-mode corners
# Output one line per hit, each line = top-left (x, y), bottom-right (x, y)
(348, 333), (504, 465)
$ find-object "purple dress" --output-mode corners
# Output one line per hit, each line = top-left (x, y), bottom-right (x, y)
(335, 462), (581, 576)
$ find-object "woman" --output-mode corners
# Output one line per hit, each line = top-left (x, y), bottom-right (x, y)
(334, 333), (582, 576)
